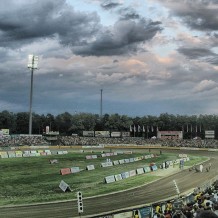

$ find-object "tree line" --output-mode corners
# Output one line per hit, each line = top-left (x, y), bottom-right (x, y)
(1, 110), (218, 139)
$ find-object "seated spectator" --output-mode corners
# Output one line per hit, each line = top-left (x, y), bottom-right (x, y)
(195, 210), (218, 218)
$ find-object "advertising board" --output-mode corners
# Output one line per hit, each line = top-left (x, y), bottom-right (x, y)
(83, 131), (94, 137)
(111, 132), (121, 137)
(95, 131), (110, 137)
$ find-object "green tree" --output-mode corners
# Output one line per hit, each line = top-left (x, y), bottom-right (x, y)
(55, 112), (72, 135)
(0, 110), (16, 133)
(16, 112), (29, 134)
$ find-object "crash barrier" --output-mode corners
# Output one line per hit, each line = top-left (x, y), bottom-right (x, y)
(104, 156), (190, 184)
(60, 167), (81, 175)
(59, 180), (72, 192)
(105, 164), (157, 184)
(59, 153), (157, 176)
(59, 155), (189, 182)
(85, 151), (133, 159)
(0, 150), (68, 158)
(101, 154), (156, 168)
(2, 145), (218, 153)
(92, 176), (218, 218)
(86, 152), (117, 159)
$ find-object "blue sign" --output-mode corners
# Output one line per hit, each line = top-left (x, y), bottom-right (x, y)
(139, 207), (151, 218)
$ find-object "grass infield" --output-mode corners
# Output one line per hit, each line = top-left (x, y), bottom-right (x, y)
(0, 151), (206, 205)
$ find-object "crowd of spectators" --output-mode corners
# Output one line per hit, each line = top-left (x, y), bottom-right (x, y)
(1, 135), (218, 148)
(58, 136), (155, 146)
(58, 137), (218, 149)
(0, 135), (49, 147)
(160, 139), (218, 149)
(152, 181), (218, 218)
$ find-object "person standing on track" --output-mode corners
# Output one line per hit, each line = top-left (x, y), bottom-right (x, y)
(208, 162), (212, 171)
(199, 164), (203, 173)
(180, 159), (184, 170)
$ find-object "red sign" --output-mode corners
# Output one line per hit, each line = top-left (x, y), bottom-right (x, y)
(60, 168), (71, 175)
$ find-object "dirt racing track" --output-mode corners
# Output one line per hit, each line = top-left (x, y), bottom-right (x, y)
(0, 149), (218, 218)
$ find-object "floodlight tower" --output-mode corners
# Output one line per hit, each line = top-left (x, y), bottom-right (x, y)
(100, 89), (103, 119)
(27, 54), (39, 135)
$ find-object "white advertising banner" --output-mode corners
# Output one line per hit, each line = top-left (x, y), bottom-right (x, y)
(101, 162), (113, 167)
(15, 153), (22, 158)
(71, 167), (80, 173)
(105, 175), (115, 184)
(137, 168), (144, 175)
(30, 153), (36, 157)
(144, 166), (151, 173)
(129, 158), (135, 162)
(59, 180), (71, 192)
(83, 131), (94, 137)
(129, 170), (136, 177)
(8, 151), (16, 158)
(0, 152), (9, 158)
(119, 159), (125, 164)
(111, 132), (121, 137)
(46, 126), (49, 134)
(122, 132), (130, 137)
(121, 172), (130, 179)
(113, 160), (120, 165)
(205, 130), (215, 134)
(124, 159), (130, 163)
(87, 165), (95, 170)
(50, 159), (58, 164)
(1, 129), (9, 135)
(95, 131), (110, 137)
(23, 153), (30, 157)
(113, 211), (132, 218)
(115, 174), (123, 181)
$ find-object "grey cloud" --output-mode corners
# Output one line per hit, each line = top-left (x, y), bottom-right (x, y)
(177, 47), (214, 59)
(100, 0), (121, 9)
(0, 0), (161, 57)
(72, 19), (162, 56)
(156, 0), (218, 31)
(206, 56), (218, 65)
(101, 1), (141, 21)
(118, 7), (140, 20)
(177, 47), (218, 65)
(0, 0), (101, 48)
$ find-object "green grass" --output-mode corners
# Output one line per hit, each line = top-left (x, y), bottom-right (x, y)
(0, 151), (207, 205)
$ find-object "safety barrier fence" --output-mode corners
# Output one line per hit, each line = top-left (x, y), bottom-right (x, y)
(0, 144), (218, 153)
(0, 149), (68, 158)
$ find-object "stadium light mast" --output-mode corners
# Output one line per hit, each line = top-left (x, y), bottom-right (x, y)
(27, 54), (39, 135)
(100, 89), (103, 119)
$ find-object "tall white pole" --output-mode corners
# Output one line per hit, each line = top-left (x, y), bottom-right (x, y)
(27, 55), (38, 135)
(29, 67), (34, 135)
(100, 89), (103, 118)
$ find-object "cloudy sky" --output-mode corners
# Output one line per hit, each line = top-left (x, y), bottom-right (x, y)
(0, 0), (218, 117)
